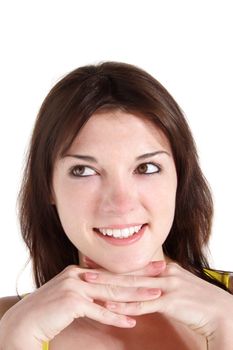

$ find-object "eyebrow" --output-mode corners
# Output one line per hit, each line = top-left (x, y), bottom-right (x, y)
(63, 151), (171, 163)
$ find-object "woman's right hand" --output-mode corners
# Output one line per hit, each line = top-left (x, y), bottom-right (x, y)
(0, 260), (165, 349)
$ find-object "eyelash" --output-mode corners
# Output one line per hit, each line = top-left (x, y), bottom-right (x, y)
(68, 162), (162, 178)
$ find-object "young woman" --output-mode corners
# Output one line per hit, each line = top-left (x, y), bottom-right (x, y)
(0, 62), (232, 350)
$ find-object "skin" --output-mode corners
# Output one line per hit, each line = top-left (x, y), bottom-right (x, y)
(0, 110), (232, 349)
(52, 109), (177, 273)
(49, 110), (233, 348)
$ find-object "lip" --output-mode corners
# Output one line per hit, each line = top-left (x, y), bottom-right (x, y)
(93, 223), (148, 246)
(94, 223), (145, 230)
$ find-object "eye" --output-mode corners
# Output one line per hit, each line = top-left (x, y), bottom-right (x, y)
(136, 162), (161, 175)
(69, 165), (97, 177)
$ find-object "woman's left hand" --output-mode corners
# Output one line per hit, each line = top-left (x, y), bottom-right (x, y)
(84, 261), (233, 342)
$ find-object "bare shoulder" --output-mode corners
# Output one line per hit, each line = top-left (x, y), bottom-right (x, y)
(0, 295), (21, 320)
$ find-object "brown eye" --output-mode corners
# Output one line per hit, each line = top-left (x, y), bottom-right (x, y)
(138, 164), (148, 173)
(72, 166), (84, 176)
(70, 165), (97, 177)
(137, 163), (160, 175)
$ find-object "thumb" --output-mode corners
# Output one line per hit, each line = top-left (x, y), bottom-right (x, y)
(123, 260), (166, 277)
(83, 256), (166, 277)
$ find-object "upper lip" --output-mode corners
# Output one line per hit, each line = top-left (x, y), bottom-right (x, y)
(95, 223), (146, 230)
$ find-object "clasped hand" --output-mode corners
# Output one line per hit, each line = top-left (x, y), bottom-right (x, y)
(83, 258), (233, 341)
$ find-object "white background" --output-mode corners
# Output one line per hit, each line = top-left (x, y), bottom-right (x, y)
(0, 0), (232, 297)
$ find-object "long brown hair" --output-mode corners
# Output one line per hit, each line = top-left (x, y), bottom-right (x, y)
(17, 61), (227, 290)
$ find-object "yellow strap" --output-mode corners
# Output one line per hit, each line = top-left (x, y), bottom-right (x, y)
(204, 268), (230, 288)
(42, 341), (49, 350)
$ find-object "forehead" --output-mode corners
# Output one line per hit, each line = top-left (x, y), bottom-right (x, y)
(68, 110), (171, 153)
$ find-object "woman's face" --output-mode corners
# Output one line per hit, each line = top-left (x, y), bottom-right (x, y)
(52, 110), (177, 273)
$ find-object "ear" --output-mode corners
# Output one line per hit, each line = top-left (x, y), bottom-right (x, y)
(50, 197), (56, 205)
(50, 188), (56, 205)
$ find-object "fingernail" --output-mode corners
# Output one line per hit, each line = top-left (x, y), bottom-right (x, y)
(147, 288), (161, 296)
(85, 272), (99, 280)
(151, 261), (166, 268)
(126, 317), (136, 326)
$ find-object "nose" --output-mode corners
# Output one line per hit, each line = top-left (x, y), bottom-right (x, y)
(99, 176), (137, 216)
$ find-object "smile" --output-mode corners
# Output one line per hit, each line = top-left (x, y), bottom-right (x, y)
(94, 224), (143, 238)
(93, 224), (148, 246)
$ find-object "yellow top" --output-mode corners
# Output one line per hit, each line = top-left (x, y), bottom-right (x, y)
(204, 268), (231, 289)
(42, 342), (49, 350)
(23, 268), (231, 350)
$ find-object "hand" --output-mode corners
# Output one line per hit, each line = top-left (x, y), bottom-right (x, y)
(0, 260), (165, 348)
(84, 262), (233, 339)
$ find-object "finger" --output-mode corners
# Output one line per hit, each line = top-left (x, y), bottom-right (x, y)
(124, 260), (166, 277)
(82, 261), (166, 286)
(105, 298), (163, 316)
(83, 281), (162, 302)
(81, 299), (136, 328)
(83, 258), (166, 276)
(83, 267), (167, 289)
(83, 256), (103, 269)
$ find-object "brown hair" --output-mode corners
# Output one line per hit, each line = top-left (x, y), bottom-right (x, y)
(17, 61), (227, 291)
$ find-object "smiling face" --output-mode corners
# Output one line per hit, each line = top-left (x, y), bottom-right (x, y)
(52, 110), (177, 273)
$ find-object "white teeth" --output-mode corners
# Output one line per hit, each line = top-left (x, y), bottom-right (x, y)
(122, 228), (130, 238)
(129, 227), (135, 235)
(97, 225), (143, 238)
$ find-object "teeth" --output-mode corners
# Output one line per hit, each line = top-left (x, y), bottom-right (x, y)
(98, 225), (143, 238)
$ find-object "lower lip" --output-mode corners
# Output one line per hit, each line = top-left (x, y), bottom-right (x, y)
(93, 224), (148, 246)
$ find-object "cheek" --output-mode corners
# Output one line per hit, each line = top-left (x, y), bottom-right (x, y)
(56, 181), (93, 210)
(54, 185), (93, 235)
(146, 181), (177, 227)
(146, 180), (176, 208)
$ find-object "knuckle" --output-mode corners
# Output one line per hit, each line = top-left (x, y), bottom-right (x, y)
(61, 289), (77, 305)
(99, 307), (112, 319)
(135, 301), (144, 313)
(166, 262), (180, 275)
(61, 276), (77, 291)
(129, 274), (139, 286)
(106, 284), (121, 299)
(61, 290), (84, 316)
(168, 275), (179, 289)
(63, 265), (80, 277)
